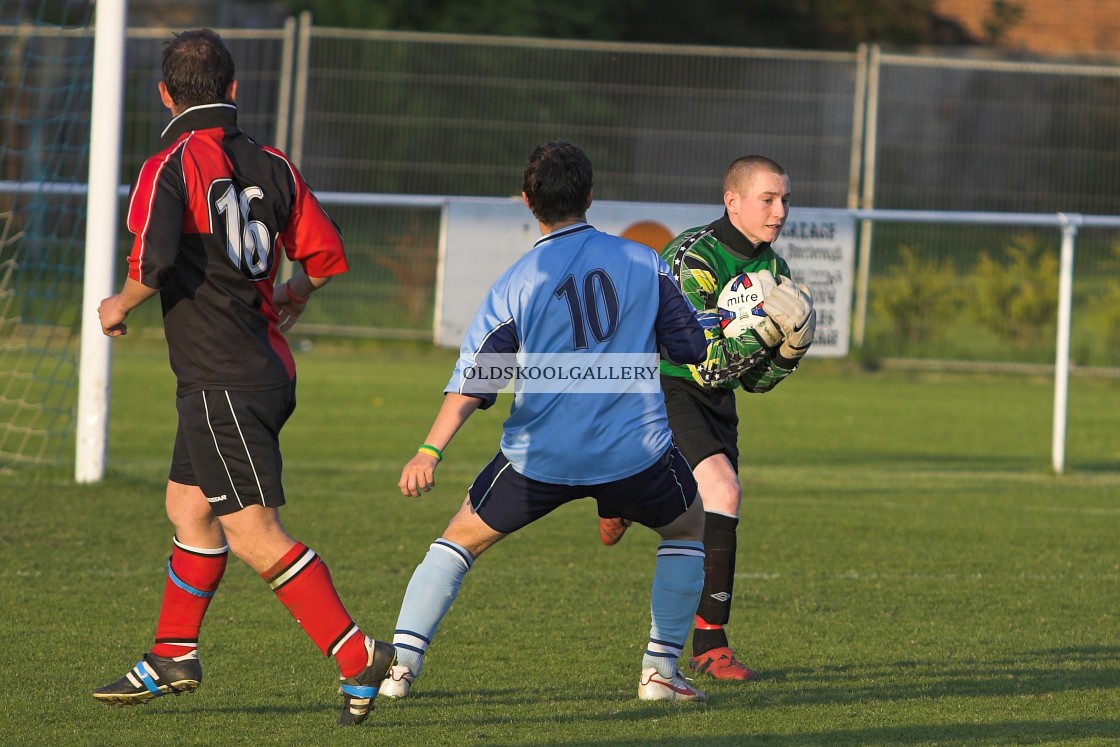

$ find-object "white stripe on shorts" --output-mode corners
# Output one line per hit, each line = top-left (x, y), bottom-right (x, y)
(202, 391), (242, 508)
(472, 459), (513, 513)
(222, 390), (267, 507)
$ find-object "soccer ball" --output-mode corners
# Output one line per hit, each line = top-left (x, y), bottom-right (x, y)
(717, 271), (777, 338)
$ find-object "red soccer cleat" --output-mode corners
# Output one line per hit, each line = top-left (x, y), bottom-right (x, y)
(688, 646), (760, 681)
(598, 516), (632, 546)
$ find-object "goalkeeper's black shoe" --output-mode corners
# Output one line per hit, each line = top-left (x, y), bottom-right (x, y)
(338, 637), (396, 726)
(92, 652), (202, 706)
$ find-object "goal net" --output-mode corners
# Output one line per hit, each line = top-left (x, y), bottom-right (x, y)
(0, 3), (96, 468)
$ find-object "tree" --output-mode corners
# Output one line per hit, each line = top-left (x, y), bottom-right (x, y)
(982, 0), (1025, 45)
(612, 0), (946, 50)
(287, 0), (959, 50)
(287, 0), (629, 41)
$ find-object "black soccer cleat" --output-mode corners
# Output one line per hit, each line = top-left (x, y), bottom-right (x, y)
(92, 652), (202, 706)
(337, 637), (396, 726)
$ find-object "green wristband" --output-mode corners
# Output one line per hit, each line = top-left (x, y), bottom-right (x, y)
(418, 443), (443, 461)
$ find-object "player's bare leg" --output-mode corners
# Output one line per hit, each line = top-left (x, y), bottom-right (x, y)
(441, 496), (506, 557)
(213, 504), (298, 574)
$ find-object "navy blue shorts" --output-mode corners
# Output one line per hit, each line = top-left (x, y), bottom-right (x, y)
(168, 383), (296, 516)
(467, 445), (697, 535)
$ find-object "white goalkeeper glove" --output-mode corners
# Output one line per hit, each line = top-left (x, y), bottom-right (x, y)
(764, 276), (816, 362)
(733, 268), (782, 348)
(750, 315), (783, 349)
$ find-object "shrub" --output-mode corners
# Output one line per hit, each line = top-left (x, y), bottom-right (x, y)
(870, 244), (963, 343)
(1080, 239), (1120, 365)
(969, 233), (1059, 348)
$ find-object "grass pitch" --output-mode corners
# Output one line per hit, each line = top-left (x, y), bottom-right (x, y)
(2, 340), (1118, 746)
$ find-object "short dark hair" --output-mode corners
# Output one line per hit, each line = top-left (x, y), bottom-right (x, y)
(522, 141), (593, 225)
(724, 155), (786, 194)
(162, 28), (235, 109)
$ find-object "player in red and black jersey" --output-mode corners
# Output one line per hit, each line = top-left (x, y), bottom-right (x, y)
(93, 29), (392, 727)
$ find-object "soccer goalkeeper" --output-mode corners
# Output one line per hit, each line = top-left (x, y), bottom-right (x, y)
(600, 155), (816, 682)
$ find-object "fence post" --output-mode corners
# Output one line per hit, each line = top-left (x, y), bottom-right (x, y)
(290, 10), (312, 170)
(1051, 213), (1080, 474)
(277, 12), (307, 285)
(274, 14), (297, 154)
(852, 44), (880, 350)
(847, 43), (868, 213)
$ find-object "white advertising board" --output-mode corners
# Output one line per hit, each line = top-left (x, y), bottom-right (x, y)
(436, 198), (854, 357)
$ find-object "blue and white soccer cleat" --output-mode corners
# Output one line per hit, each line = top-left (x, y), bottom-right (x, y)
(337, 637), (396, 726)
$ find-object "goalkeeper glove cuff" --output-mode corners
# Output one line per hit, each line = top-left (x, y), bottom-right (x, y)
(749, 317), (783, 349)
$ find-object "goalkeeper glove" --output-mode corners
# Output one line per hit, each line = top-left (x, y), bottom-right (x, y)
(750, 316), (783, 349)
(764, 277), (816, 362)
(743, 268), (782, 348)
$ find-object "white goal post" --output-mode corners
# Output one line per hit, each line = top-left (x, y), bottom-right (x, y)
(74, 0), (127, 483)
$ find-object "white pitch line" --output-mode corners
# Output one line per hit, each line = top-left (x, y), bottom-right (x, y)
(737, 571), (1120, 582)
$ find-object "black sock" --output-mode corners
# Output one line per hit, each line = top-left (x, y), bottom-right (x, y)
(694, 512), (738, 656)
(692, 623), (729, 655)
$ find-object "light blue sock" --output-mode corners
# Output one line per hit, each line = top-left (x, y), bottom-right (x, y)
(391, 538), (473, 678)
(643, 540), (705, 678)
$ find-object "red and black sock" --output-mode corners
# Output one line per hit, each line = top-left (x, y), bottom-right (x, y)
(151, 537), (228, 659)
(263, 542), (368, 678)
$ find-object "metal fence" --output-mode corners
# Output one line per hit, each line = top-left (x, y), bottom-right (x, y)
(294, 28), (860, 207)
(4, 17), (1120, 367)
(866, 51), (1120, 215)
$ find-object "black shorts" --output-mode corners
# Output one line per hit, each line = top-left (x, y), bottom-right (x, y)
(467, 446), (697, 535)
(661, 374), (739, 472)
(168, 383), (296, 516)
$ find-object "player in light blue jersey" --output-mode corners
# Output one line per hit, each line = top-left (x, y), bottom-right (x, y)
(383, 141), (710, 702)
(445, 219), (693, 484)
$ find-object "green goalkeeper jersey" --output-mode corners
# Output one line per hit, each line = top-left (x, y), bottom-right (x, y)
(659, 213), (798, 392)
